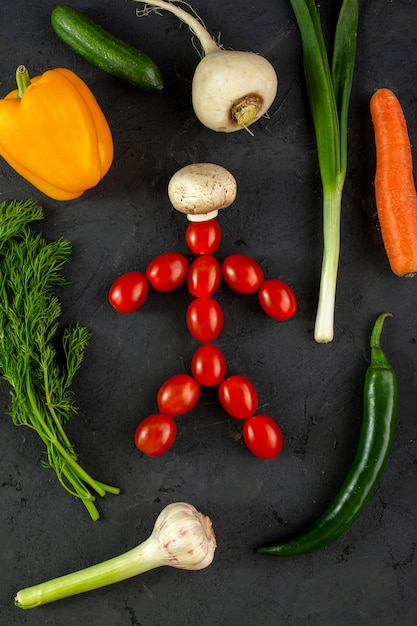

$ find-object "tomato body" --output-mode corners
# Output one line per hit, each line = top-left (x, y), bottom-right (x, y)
(134, 413), (176, 457)
(258, 279), (297, 320)
(108, 271), (149, 313)
(157, 373), (200, 416)
(218, 374), (258, 420)
(188, 255), (222, 297)
(186, 298), (224, 342)
(185, 219), (222, 254)
(243, 414), (283, 459)
(191, 343), (227, 386)
(222, 254), (264, 294)
(146, 252), (188, 292)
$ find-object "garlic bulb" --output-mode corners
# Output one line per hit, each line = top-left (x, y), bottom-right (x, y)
(15, 502), (216, 609)
(149, 501), (217, 570)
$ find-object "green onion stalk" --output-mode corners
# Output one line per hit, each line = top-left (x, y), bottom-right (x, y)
(15, 502), (217, 608)
(289, 0), (358, 342)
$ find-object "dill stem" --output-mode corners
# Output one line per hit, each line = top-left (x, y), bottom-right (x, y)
(42, 364), (73, 450)
(24, 369), (119, 506)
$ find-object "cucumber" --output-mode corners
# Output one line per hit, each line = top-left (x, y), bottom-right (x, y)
(51, 5), (163, 91)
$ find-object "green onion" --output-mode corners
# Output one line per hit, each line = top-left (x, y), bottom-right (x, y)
(289, 0), (358, 342)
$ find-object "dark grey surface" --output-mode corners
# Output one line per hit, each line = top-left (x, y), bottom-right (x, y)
(1, 1), (417, 624)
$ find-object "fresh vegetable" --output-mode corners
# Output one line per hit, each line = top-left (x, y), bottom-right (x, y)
(15, 502), (216, 608)
(157, 374), (200, 416)
(186, 297), (224, 342)
(134, 413), (177, 456)
(289, 0), (358, 342)
(370, 88), (417, 276)
(134, 0), (278, 133)
(188, 255), (222, 298)
(258, 312), (397, 555)
(108, 271), (149, 313)
(146, 252), (189, 291)
(168, 163), (237, 220)
(258, 279), (297, 321)
(0, 200), (119, 520)
(243, 415), (283, 460)
(191, 343), (227, 387)
(218, 375), (258, 420)
(51, 5), (163, 91)
(0, 65), (113, 200)
(222, 254), (264, 294)
(185, 219), (222, 254)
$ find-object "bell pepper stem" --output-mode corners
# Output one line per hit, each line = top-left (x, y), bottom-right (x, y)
(15, 65), (31, 99)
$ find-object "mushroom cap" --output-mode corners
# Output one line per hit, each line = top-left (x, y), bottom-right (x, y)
(168, 163), (237, 220)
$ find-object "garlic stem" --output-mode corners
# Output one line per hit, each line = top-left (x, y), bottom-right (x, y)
(15, 502), (216, 609)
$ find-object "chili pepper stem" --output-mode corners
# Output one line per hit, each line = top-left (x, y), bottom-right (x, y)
(370, 312), (393, 367)
(15, 65), (31, 99)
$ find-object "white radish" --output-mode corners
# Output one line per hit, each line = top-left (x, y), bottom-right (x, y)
(134, 0), (278, 133)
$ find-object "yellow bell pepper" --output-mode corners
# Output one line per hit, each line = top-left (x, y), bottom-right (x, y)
(0, 66), (114, 200)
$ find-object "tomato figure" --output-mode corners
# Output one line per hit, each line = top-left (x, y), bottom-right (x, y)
(186, 298), (224, 342)
(243, 414), (283, 459)
(258, 279), (297, 320)
(157, 373), (200, 416)
(188, 255), (222, 298)
(191, 343), (227, 386)
(218, 374), (258, 420)
(146, 252), (188, 292)
(185, 219), (222, 254)
(222, 254), (264, 294)
(108, 271), (149, 313)
(134, 413), (177, 457)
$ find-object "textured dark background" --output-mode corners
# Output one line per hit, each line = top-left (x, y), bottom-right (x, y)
(1, 1), (416, 624)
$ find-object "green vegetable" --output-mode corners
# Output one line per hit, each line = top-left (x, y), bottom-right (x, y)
(289, 0), (358, 342)
(51, 4), (163, 91)
(15, 502), (216, 609)
(258, 312), (397, 555)
(0, 199), (119, 520)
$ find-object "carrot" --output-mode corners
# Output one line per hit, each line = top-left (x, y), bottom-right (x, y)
(370, 87), (417, 277)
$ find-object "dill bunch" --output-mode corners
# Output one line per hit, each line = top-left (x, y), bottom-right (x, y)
(0, 199), (119, 520)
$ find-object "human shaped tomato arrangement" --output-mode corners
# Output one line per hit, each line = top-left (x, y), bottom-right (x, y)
(109, 163), (296, 459)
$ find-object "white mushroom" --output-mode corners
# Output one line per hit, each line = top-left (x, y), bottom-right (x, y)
(168, 163), (237, 221)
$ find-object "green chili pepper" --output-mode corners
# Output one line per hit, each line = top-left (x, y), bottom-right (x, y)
(258, 312), (397, 556)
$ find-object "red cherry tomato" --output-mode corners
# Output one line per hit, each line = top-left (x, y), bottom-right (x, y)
(191, 343), (227, 386)
(108, 271), (149, 313)
(243, 414), (283, 459)
(157, 374), (200, 416)
(188, 255), (222, 297)
(185, 219), (222, 254)
(146, 252), (188, 292)
(218, 374), (258, 420)
(222, 254), (264, 294)
(258, 279), (297, 320)
(134, 413), (176, 457)
(186, 298), (224, 342)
